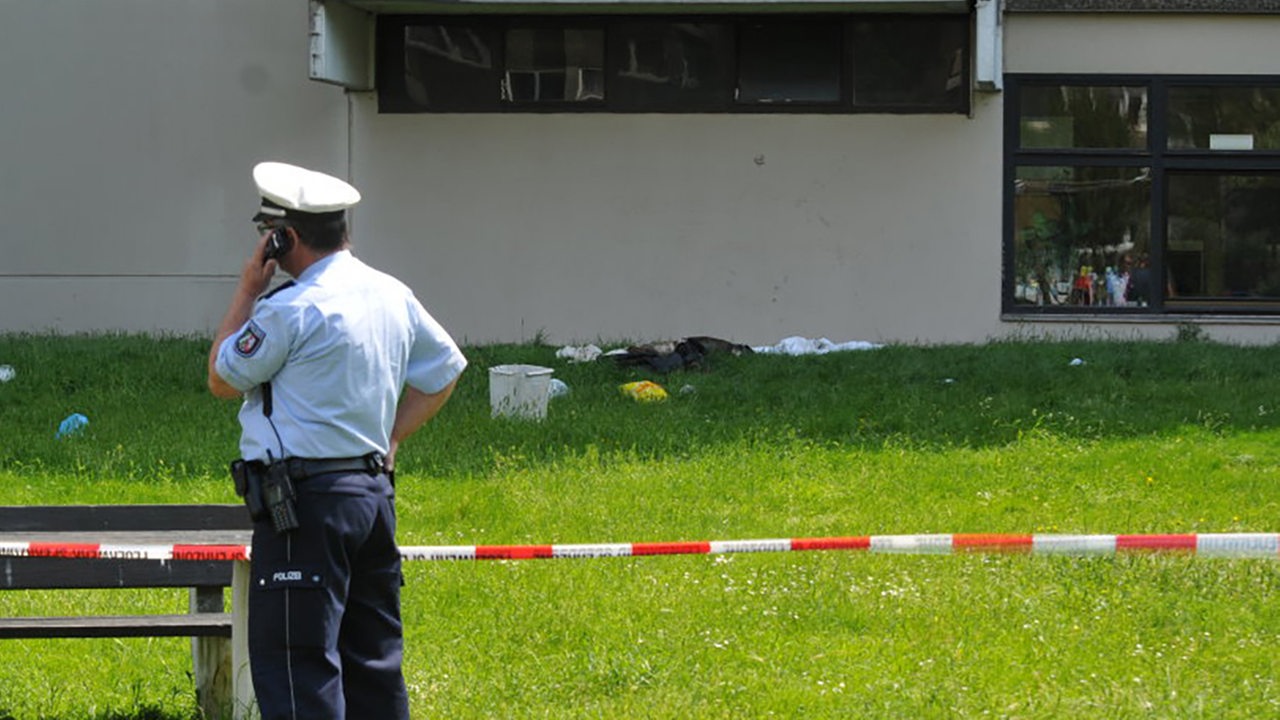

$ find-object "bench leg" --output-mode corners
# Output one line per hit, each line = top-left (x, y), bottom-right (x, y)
(231, 560), (258, 720)
(191, 587), (232, 719)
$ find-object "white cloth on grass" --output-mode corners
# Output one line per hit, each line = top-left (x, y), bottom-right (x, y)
(752, 336), (883, 356)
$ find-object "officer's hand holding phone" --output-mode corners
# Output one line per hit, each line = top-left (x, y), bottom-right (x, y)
(263, 227), (292, 263)
(237, 228), (285, 299)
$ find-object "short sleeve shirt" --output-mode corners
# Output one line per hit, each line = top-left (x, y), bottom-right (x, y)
(215, 250), (467, 462)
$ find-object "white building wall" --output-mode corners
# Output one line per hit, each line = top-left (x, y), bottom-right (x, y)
(0, 0), (349, 334)
(1006, 13), (1280, 76)
(350, 94), (1006, 347)
(3, 4), (1279, 345)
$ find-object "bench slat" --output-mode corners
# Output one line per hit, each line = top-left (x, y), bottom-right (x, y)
(0, 504), (250, 532)
(1, 557), (236, 590)
(0, 614), (233, 639)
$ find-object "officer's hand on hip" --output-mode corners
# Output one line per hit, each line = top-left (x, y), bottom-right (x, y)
(385, 440), (399, 475)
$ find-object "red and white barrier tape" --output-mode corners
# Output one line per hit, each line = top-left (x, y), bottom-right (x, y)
(2, 534), (1278, 562)
(401, 533), (1280, 560)
(0, 542), (250, 561)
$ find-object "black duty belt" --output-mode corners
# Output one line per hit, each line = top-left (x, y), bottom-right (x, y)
(285, 453), (385, 481)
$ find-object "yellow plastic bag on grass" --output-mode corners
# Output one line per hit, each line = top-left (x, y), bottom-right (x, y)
(620, 381), (668, 403)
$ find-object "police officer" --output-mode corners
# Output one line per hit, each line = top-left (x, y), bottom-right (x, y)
(207, 161), (466, 720)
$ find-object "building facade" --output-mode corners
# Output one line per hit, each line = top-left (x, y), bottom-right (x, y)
(2, 0), (1278, 345)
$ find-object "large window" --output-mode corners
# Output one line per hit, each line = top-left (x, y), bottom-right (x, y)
(1005, 76), (1280, 315)
(377, 14), (969, 114)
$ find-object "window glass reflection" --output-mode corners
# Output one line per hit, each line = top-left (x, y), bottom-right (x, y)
(404, 24), (497, 110)
(1168, 86), (1280, 151)
(503, 28), (605, 103)
(1166, 174), (1280, 300)
(1020, 85), (1148, 149)
(737, 22), (841, 104)
(1012, 166), (1151, 307)
(850, 17), (966, 108)
(380, 14), (968, 114)
(610, 22), (734, 109)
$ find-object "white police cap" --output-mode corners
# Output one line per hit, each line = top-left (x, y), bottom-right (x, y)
(252, 161), (361, 222)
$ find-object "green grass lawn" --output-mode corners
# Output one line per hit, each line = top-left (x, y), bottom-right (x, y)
(1, 334), (1279, 719)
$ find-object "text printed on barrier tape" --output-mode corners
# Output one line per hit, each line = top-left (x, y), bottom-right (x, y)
(2, 534), (1278, 561)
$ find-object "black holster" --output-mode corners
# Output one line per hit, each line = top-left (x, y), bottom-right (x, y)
(230, 459), (299, 534)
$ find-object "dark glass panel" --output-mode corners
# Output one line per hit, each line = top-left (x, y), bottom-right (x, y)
(1168, 86), (1280, 151)
(610, 22), (734, 110)
(850, 16), (967, 109)
(1019, 85), (1148, 149)
(737, 22), (841, 104)
(402, 24), (498, 111)
(1166, 174), (1280, 300)
(502, 28), (604, 103)
(1012, 166), (1152, 307)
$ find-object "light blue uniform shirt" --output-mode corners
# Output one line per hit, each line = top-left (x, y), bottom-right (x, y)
(215, 250), (467, 463)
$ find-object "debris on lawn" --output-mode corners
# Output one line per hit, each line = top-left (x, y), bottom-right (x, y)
(612, 336), (753, 373)
(56, 413), (89, 439)
(1069, 358), (1086, 366)
(554, 335), (881, 374)
(548, 379), (570, 398)
(555, 344), (602, 363)
(620, 381), (669, 403)
(0, 365), (14, 383)
(752, 336), (883, 355)
(488, 365), (554, 420)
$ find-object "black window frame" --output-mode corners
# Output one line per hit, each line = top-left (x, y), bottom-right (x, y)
(375, 13), (970, 115)
(1004, 74), (1280, 316)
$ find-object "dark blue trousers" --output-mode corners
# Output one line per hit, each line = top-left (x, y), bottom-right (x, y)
(248, 471), (410, 720)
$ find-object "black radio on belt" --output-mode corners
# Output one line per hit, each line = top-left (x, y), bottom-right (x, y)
(230, 458), (298, 534)
(262, 462), (300, 534)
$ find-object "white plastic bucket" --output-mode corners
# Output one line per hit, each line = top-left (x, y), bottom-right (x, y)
(489, 364), (554, 419)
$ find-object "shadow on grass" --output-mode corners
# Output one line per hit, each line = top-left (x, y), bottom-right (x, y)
(97, 709), (192, 720)
(0, 709), (192, 720)
(416, 337), (1280, 476)
(3, 334), (1280, 480)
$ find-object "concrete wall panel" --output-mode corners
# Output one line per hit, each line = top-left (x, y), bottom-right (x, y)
(0, 0), (349, 333)
(350, 94), (1005, 346)
(1006, 13), (1280, 75)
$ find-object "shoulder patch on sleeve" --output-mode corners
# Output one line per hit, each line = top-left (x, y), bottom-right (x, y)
(234, 321), (267, 357)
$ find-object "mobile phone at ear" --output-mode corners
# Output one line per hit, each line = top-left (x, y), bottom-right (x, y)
(264, 228), (292, 262)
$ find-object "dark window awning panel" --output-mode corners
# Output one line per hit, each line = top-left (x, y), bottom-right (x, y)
(343, 0), (971, 13)
(309, 0), (999, 91)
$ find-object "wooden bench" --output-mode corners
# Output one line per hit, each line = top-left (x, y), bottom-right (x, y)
(0, 504), (253, 718)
